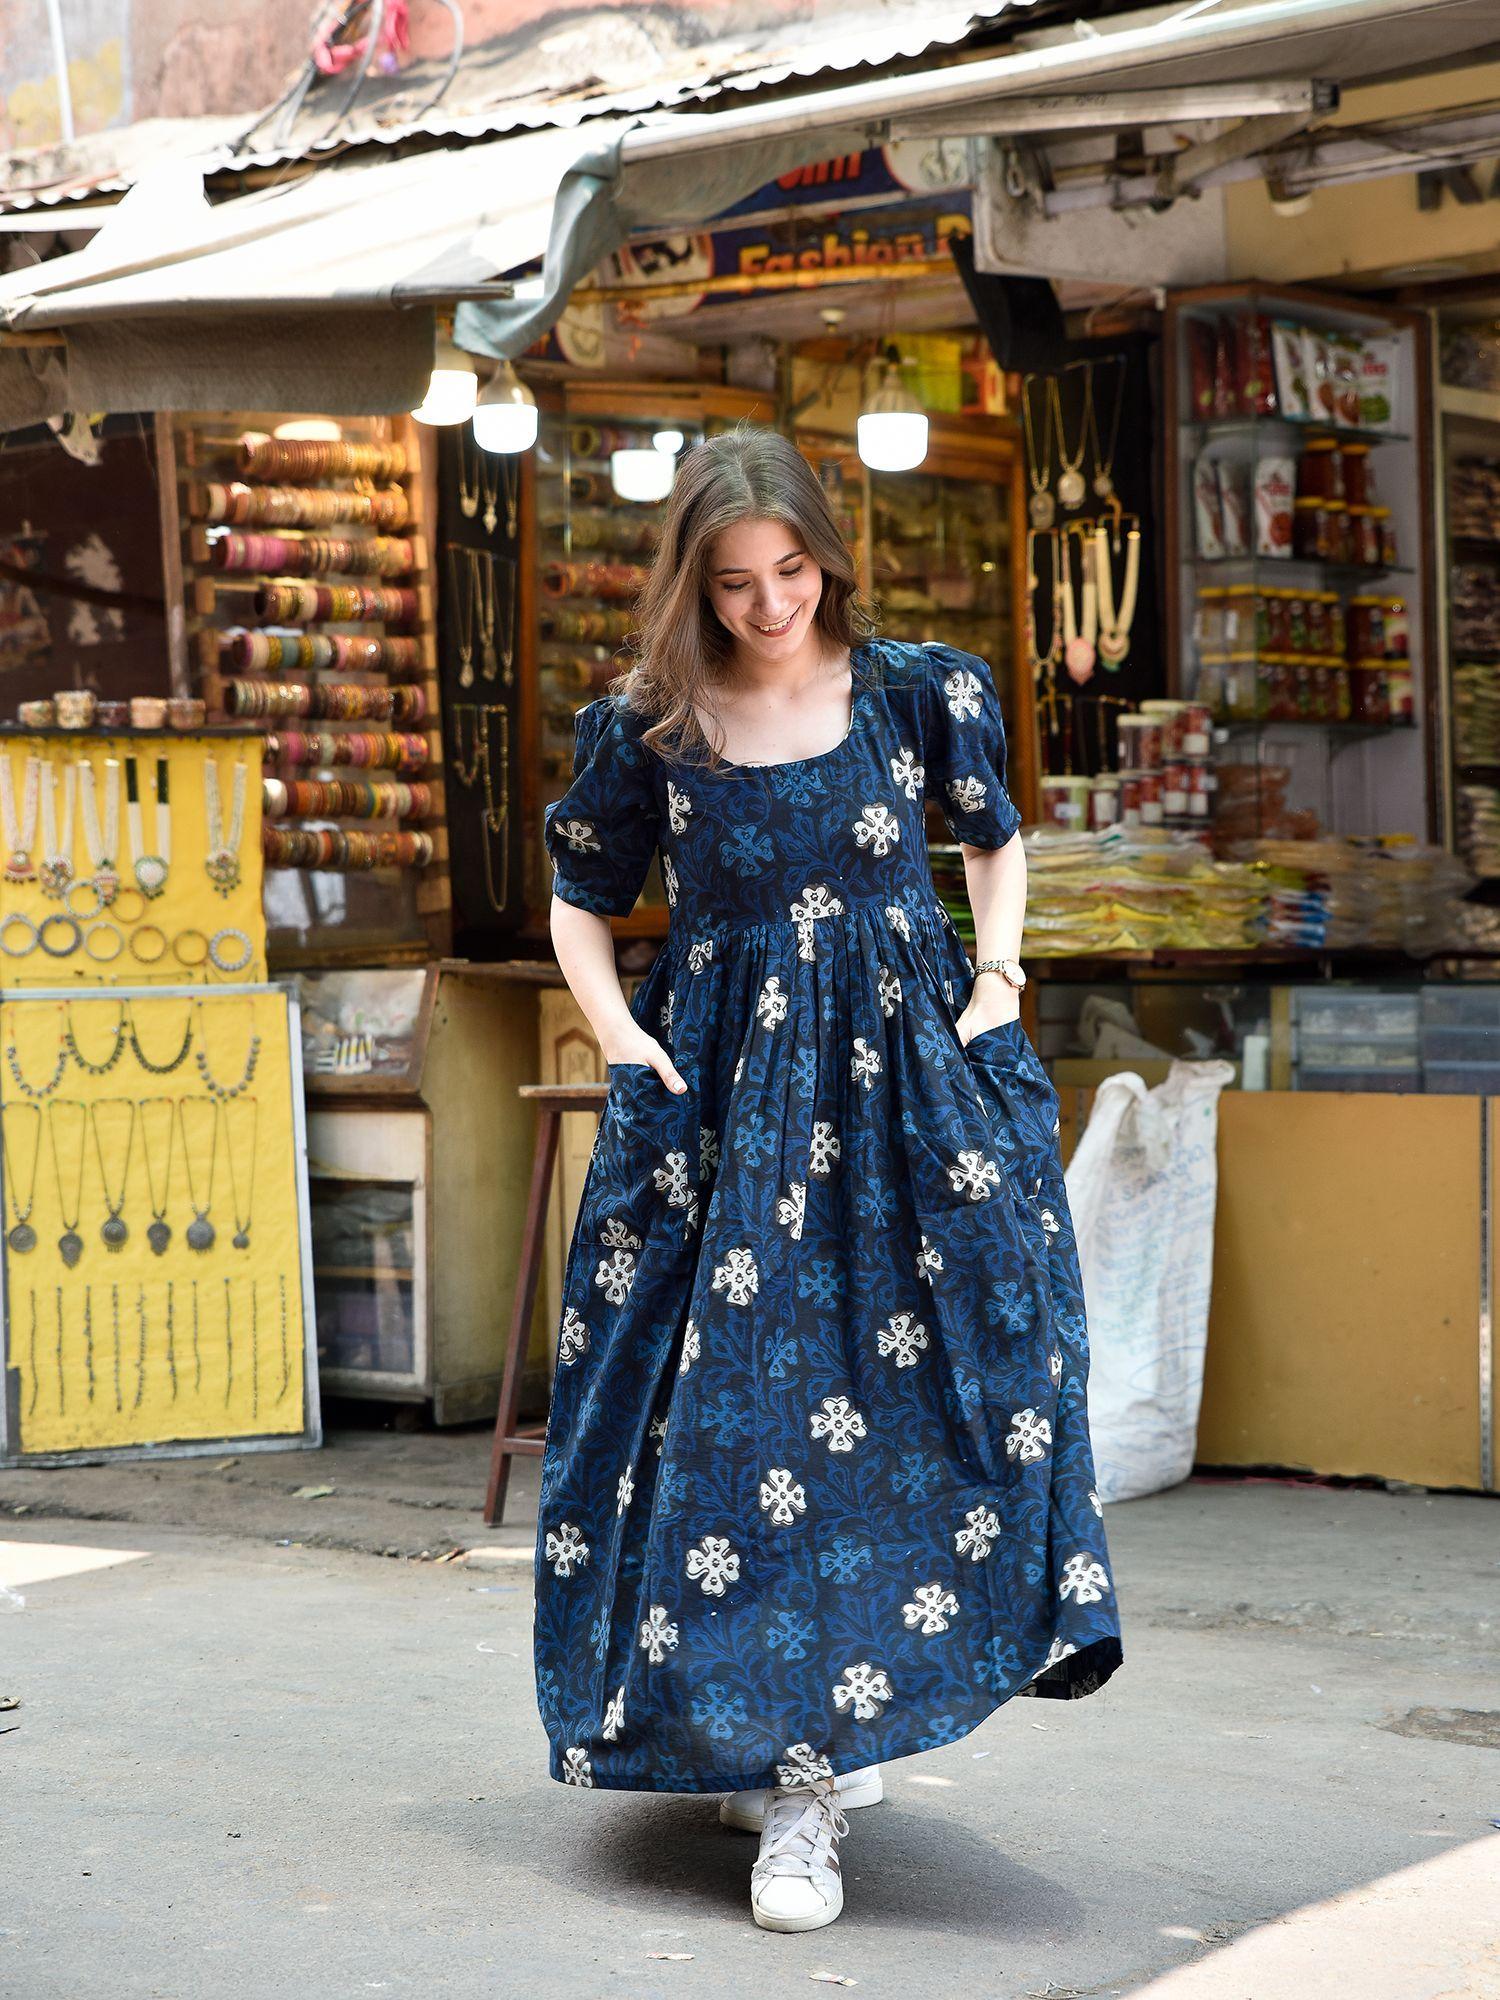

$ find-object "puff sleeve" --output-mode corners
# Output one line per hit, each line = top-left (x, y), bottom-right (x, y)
(919, 641), (1024, 850)
(543, 696), (661, 917)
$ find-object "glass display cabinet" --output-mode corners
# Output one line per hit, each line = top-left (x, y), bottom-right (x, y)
(300, 962), (538, 1421)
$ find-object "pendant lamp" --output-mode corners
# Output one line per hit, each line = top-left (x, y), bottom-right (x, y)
(411, 332), (478, 426)
(472, 358), (539, 454)
(857, 348), (929, 473)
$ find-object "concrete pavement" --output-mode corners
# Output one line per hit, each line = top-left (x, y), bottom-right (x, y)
(0, 1448), (1496, 1999)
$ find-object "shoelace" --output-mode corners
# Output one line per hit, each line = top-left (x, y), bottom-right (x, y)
(753, 1778), (852, 1879)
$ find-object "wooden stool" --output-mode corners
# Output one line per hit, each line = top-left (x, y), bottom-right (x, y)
(482, 1080), (608, 1527)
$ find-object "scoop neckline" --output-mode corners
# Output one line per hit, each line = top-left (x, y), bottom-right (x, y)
(706, 642), (877, 774)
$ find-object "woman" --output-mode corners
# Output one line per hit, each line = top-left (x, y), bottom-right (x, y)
(538, 425), (1122, 1934)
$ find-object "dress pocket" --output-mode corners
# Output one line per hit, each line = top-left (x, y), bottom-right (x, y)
(593, 1061), (698, 1246)
(963, 1018), (1061, 1193)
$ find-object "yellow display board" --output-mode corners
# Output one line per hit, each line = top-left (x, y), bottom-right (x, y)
(0, 734), (265, 989)
(0, 985), (319, 1461)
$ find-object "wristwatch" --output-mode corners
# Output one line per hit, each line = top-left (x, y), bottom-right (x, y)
(974, 956), (1027, 991)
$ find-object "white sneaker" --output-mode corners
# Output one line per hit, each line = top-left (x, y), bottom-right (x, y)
(749, 1776), (850, 1933)
(719, 1764), (882, 1833)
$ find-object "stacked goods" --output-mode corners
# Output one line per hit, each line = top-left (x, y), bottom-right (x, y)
(1247, 838), (1476, 955)
(1452, 662), (1500, 764)
(936, 827), (1266, 955)
(1210, 762), (1319, 849)
(1448, 458), (1500, 541)
(1457, 784), (1500, 877)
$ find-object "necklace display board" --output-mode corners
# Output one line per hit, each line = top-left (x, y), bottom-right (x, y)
(0, 732), (265, 988)
(0, 982), (319, 1463)
(158, 412), (450, 969)
(437, 426), (523, 936)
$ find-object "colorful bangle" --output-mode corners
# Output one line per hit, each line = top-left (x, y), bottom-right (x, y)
(173, 928), (209, 967)
(129, 924), (168, 964)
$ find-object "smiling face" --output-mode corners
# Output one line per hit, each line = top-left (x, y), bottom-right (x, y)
(705, 516), (825, 665)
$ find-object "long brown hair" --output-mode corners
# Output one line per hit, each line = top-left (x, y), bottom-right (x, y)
(608, 423), (877, 770)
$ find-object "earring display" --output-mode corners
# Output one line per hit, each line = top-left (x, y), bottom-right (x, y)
(0, 985), (318, 1464)
(0, 737), (265, 989)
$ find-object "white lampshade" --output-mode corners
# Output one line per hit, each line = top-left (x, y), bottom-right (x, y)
(472, 358), (539, 454)
(856, 355), (929, 472)
(411, 333), (478, 426)
(611, 447), (674, 503)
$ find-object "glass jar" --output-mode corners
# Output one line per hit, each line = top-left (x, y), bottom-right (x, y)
(1350, 659), (1390, 724)
(1329, 662), (1352, 721)
(1348, 503), (1382, 568)
(1294, 497), (1332, 561)
(1286, 591), (1311, 654)
(1305, 592), (1329, 653)
(1040, 775), (1091, 830)
(1382, 596), (1410, 656)
(1373, 506), (1398, 567)
(1322, 591), (1346, 658)
(1297, 435), (1344, 501)
(1222, 582), (1256, 649)
(1384, 658), (1414, 723)
(1088, 774), (1121, 830)
(1347, 595), (1385, 658)
(1222, 651), (1259, 721)
(1195, 585), (1228, 652)
(1327, 502), (1353, 565)
(1341, 440), (1371, 506)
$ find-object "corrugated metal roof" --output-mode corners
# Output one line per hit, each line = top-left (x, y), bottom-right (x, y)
(0, 0), (1031, 212)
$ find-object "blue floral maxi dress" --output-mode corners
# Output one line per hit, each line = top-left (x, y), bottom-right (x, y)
(536, 636), (1123, 1794)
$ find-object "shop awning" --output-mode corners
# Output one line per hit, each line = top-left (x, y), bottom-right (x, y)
(1, 0), (1496, 425)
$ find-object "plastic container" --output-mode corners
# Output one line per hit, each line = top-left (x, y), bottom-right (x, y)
(1040, 775), (1091, 830)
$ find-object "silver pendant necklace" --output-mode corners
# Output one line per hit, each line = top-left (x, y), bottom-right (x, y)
(90, 1099), (136, 1252)
(179, 1096), (219, 1253)
(3, 1101), (42, 1254)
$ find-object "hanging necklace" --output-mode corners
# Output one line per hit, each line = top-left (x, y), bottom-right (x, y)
(1095, 516), (1142, 670)
(1061, 528), (1099, 685)
(0, 753), (40, 882)
(178, 1096), (219, 1253)
(38, 760), (76, 898)
(493, 558), (517, 686)
(78, 757), (121, 904)
(64, 1002), (127, 1076)
(46, 1098), (87, 1268)
(499, 456), (520, 541)
(126, 756), (170, 898)
(456, 430), (480, 519)
(1087, 354), (1126, 500)
(193, 1001), (261, 1100)
(126, 1000), (193, 1075)
(1054, 371), (1091, 512)
(476, 449), (499, 536)
(138, 1096), (176, 1256)
(89, 1099), (136, 1253)
(204, 756), (247, 897)
(1021, 375), (1056, 530)
(3, 1101), (43, 1254)
(223, 1095), (259, 1250)
(6, 1010), (67, 1099)
(447, 544), (475, 688)
(468, 549), (498, 682)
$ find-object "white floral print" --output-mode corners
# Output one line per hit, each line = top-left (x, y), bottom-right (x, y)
(545, 1522), (590, 1578)
(809, 1395), (867, 1454)
(685, 1534), (740, 1596)
(639, 1604), (679, 1662)
(832, 1661), (892, 1720)
(902, 1583), (960, 1635)
(876, 1311), (929, 1369)
(759, 1468), (807, 1526)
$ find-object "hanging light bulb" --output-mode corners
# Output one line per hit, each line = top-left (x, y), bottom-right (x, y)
(652, 429), (685, 455)
(856, 347), (929, 472)
(410, 331), (478, 426)
(610, 447), (675, 503)
(472, 358), (539, 454)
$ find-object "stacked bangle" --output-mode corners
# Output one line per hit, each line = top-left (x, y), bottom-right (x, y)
(261, 779), (432, 821)
(262, 826), (434, 870)
(252, 583), (417, 624)
(211, 532), (416, 577)
(200, 481), (408, 530)
(238, 436), (406, 481)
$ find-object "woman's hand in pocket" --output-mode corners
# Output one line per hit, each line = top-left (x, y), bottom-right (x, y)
(601, 1026), (688, 1092)
(955, 985), (1021, 1046)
